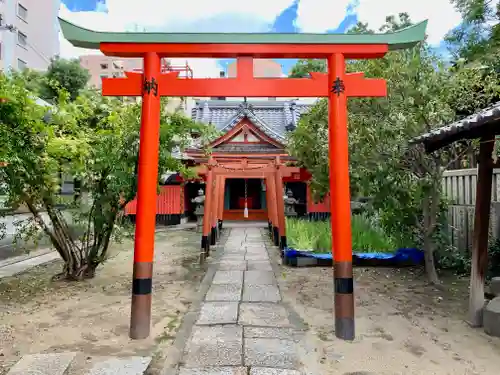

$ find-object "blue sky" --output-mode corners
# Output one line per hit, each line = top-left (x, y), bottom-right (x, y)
(59, 0), (463, 76)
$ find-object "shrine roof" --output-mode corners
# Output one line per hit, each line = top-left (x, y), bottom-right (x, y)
(191, 99), (313, 142)
(411, 101), (500, 152)
(59, 18), (427, 51)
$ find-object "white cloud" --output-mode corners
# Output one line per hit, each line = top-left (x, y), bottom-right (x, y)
(295, 0), (353, 33)
(58, 0), (293, 77)
(295, 0), (462, 45)
(354, 0), (462, 45)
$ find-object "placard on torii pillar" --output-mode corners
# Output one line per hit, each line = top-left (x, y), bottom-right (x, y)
(60, 18), (427, 341)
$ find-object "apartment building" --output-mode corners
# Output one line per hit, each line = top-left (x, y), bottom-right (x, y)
(79, 55), (144, 88)
(0, 0), (60, 71)
(79, 55), (196, 114)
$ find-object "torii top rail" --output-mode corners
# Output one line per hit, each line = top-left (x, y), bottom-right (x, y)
(59, 17), (427, 342)
(60, 18), (426, 98)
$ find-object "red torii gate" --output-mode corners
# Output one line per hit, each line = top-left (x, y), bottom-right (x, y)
(59, 18), (427, 341)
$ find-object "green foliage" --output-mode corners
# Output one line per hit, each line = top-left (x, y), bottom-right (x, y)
(44, 57), (91, 101)
(0, 71), (210, 280)
(287, 13), (500, 283)
(446, 0), (500, 69)
(288, 59), (326, 78)
(286, 216), (398, 253)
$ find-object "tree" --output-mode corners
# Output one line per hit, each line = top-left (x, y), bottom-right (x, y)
(43, 57), (90, 101)
(0, 73), (210, 280)
(446, 0), (500, 70)
(288, 59), (326, 78)
(287, 14), (410, 79)
(287, 14), (500, 283)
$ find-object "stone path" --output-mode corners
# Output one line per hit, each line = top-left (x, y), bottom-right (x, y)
(178, 227), (305, 375)
(6, 353), (152, 375)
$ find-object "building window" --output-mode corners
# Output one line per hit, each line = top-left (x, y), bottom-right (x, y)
(0, 13), (4, 26)
(17, 3), (27, 21)
(100, 63), (108, 70)
(17, 58), (27, 70)
(17, 31), (27, 48)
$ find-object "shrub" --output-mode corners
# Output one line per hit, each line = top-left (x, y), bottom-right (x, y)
(286, 215), (399, 253)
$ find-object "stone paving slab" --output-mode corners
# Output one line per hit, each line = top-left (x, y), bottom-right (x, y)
(243, 284), (281, 302)
(238, 303), (290, 327)
(250, 368), (302, 375)
(183, 325), (243, 367)
(244, 338), (299, 369)
(6, 352), (77, 375)
(245, 250), (268, 256)
(220, 255), (247, 262)
(178, 367), (247, 375)
(218, 261), (247, 271)
(223, 250), (246, 256)
(223, 244), (245, 249)
(205, 284), (242, 301)
(245, 254), (269, 261)
(247, 261), (273, 271)
(212, 271), (244, 285)
(244, 271), (276, 285)
(245, 245), (268, 251)
(244, 327), (303, 342)
(197, 302), (239, 325)
(245, 251), (268, 257)
(87, 356), (152, 375)
(224, 245), (244, 250)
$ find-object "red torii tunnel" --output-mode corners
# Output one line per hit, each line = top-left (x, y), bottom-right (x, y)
(59, 18), (427, 341)
(194, 155), (300, 257)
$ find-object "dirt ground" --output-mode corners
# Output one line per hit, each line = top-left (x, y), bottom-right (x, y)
(0, 228), (205, 375)
(278, 264), (500, 375)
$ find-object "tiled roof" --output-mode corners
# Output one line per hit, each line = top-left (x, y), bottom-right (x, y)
(190, 99), (314, 142)
(411, 101), (500, 152)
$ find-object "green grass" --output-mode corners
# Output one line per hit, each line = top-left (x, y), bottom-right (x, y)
(286, 215), (398, 253)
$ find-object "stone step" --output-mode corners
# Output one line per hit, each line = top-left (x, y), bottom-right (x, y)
(177, 367), (303, 375)
(85, 356), (152, 375)
(6, 352), (77, 375)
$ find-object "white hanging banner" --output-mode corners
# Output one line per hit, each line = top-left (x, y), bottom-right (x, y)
(243, 178), (249, 218)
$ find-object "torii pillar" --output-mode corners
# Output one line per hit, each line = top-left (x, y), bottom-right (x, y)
(129, 52), (161, 340)
(328, 53), (354, 340)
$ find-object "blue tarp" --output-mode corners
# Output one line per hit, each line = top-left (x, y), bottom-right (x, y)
(284, 247), (424, 266)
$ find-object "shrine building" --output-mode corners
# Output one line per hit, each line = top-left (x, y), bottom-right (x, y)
(126, 96), (330, 224)
(125, 61), (330, 224)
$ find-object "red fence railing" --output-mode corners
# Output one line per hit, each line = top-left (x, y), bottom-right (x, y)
(125, 185), (183, 215)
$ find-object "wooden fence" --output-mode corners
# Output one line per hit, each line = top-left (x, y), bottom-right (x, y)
(442, 169), (500, 252)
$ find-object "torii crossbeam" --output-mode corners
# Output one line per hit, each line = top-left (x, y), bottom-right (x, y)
(59, 17), (427, 341)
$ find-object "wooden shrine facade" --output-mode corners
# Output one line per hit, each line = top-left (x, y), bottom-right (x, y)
(123, 99), (330, 224)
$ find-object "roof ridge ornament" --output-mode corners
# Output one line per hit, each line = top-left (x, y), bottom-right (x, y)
(239, 100), (254, 112)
